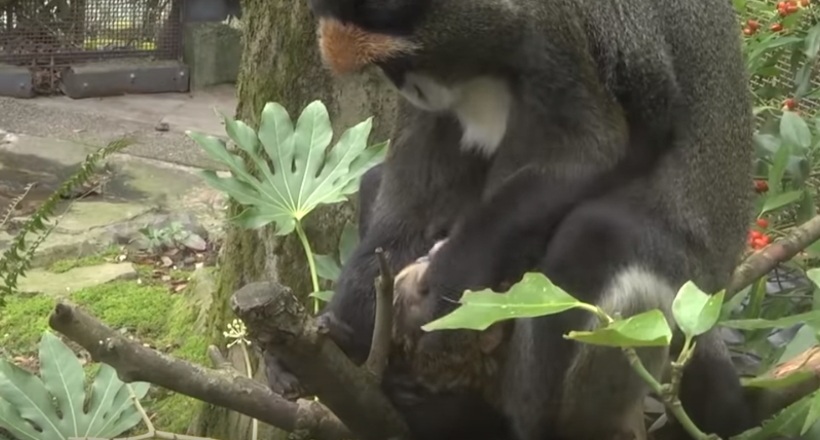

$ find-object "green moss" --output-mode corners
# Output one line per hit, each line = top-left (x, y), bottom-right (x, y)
(0, 294), (55, 354)
(150, 391), (206, 432)
(72, 280), (175, 339)
(46, 246), (121, 273)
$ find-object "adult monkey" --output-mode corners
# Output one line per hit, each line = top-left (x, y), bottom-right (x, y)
(265, 1), (757, 440)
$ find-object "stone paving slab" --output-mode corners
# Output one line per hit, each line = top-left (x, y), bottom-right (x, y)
(0, 128), (227, 268)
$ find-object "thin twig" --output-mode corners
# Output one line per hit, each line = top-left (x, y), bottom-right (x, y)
(728, 213), (820, 298)
(365, 247), (394, 379)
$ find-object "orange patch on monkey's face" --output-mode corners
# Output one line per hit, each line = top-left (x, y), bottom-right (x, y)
(317, 18), (420, 75)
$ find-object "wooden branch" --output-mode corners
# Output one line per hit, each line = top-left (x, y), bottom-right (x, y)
(47, 301), (352, 440)
(365, 247), (394, 379)
(727, 213), (820, 298)
(230, 280), (410, 440)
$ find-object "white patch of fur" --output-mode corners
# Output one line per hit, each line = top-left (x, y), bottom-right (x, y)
(598, 265), (677, 321)
(397, 73), (512, 157)
(452, 77), (512, 157)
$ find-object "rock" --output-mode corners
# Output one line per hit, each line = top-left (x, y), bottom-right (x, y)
(17, 263), (138, 296)
(106, 211), (210, 246)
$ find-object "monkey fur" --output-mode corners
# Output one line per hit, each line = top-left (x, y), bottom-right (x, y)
(265, 0), (758, 439)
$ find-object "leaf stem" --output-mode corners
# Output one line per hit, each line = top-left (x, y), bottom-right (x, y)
(574, 301), (718, 440)
(295, 221), (321, 313)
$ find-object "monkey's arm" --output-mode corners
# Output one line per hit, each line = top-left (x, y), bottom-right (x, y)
(266, 106), (486, 396)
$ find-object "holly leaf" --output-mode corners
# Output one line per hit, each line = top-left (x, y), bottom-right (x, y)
(672, 281), (725, 338)
(566, 309), (672, 347)
(422, 273), (584, 332)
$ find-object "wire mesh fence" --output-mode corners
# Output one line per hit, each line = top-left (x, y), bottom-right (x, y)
(742, 3), (820, 118)
(0, 0), (183, 93)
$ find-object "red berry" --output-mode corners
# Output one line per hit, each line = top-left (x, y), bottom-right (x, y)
(802, 0), (810, 6)
(754, 179), (769, 193)
(783, 98), (797, 110)
(750, 229), (763, 239)
(743, 27), (753, 35)
(748, 19), (760, 29)
(778, 1), (787, 8)
(771, 22), (784, 32)
(753, 237), (768, 249)
(756, 218), (769, 228)
(787, 3), (799, 12)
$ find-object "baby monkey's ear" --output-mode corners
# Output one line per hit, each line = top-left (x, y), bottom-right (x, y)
(317, 18), (420, 75)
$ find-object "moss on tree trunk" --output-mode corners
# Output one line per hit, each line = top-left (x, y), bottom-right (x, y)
(191, 0), (397, 439)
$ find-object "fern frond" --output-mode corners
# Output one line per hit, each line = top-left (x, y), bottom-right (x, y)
(0, 138), (134, 307)
(1, 182), (36, 229)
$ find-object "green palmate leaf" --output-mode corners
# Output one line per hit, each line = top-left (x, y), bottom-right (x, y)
(671, 282), (725, 338)
(780, 111), (812, 150)
(190, 100), (387, 235)
(566, 309), (672, 348)
(721, 310), (820, 330)
(422, 273), (583, 332)
(0, 332), (149, 440)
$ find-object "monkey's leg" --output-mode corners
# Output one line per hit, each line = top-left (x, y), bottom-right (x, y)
(500, 197), (751, 440)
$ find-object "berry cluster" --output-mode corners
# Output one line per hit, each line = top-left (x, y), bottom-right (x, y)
(748, 218), (772, 250)
(778, 0), (809, 16)
(743, 19), (761, 35)
(783, 97), (798, 111)
(743, 0), (811, 35)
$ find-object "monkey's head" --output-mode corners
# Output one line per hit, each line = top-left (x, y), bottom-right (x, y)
(309, 0), (525, 110)
(390, 253), (512, 395)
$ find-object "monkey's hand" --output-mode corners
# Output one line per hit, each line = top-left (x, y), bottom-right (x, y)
(421, 215), (546, 305)
(264, 351), (306, 401)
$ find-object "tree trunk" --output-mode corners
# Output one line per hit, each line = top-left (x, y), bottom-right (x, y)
(190, 1), (397, 439)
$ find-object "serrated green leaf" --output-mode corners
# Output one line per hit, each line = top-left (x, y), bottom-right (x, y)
(0, 358), (63, 439)
(309, 290), (335, 302)
(314, 254), (341, 282)
(197, 100), (386, 234)
(232, 206), (295, 233)
(222, 113), (260, 155)
(0, 332), (147, 440)
(566, 309), (672, 347)
(672, 282), (725, 338)
(780, 111), (812, 150)
(196, 170), (267, 206)
(761, 190), (804, 215)
(422, 273), (583, 332)
(38, 332), (86, 435)
(721, 310), (820, 330)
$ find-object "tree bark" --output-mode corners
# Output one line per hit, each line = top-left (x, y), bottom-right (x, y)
(194, 1), (397, 439)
